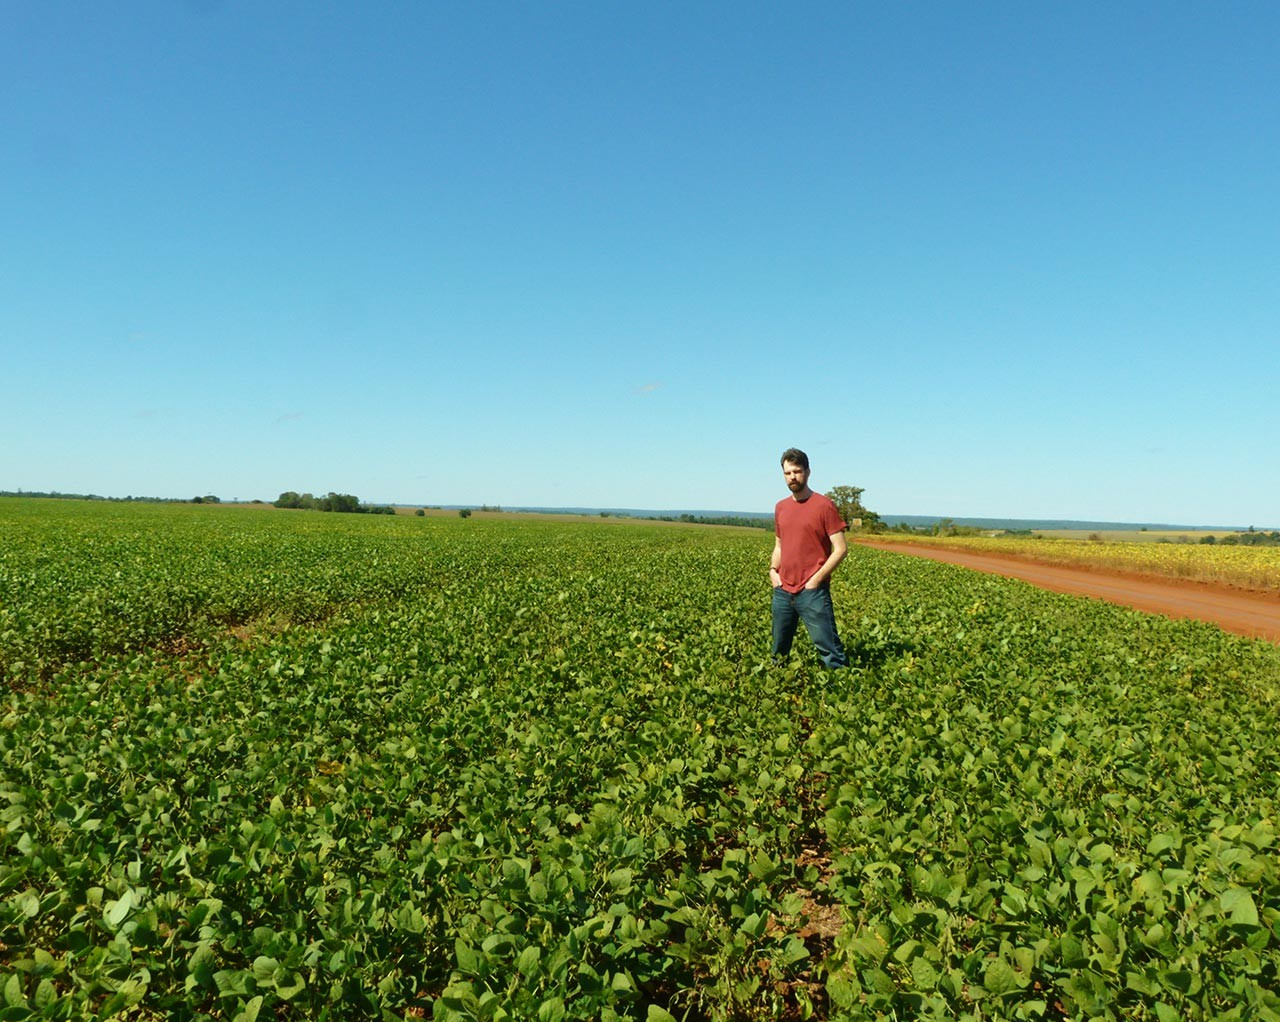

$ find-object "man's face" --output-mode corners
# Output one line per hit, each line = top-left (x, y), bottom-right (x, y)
(782, 460), (809, 494)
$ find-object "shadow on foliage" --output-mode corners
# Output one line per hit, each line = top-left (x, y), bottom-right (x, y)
(842, 619), (915, 668)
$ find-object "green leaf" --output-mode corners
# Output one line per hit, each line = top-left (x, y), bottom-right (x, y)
(1126, 970), (1156, 996)
(455, 940), (480, 976)
(15, 891), (39, 919)
(252, 957), (281, 985)
(1220, 888), (1259, 926)
(275, 971), (306, 1000)
(825, 972), (860, 1009)
(3, 974), (24, 1008)
(740, 913), (767, 938)
(1133, 870), (1163, 899)
(911, 956), (939, 990)
(214, 970), (253, 998)
(1148, 832), (1181, 856)
(98, 976), (148, 1016)
(33, 978), (56, 1009)
(610, 972), (635, 992)
(984, 957), (1022, 997)
(103, 888), (134, 929)
(187, 944), (217, 990)
(518, 946), (541, 976)
(538, 997), (566, 1022)
(234, 995), (263, 1022)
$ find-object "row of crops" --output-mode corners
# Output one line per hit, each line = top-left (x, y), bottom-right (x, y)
(2, 499), (1278, 1020)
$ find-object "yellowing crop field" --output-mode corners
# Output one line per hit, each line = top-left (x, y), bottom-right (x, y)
(864, 533), (1280, 591)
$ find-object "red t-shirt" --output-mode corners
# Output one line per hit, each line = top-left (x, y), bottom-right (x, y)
(775, 492), (846, 593)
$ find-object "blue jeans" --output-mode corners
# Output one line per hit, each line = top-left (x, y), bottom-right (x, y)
(772, 583), (848, 669)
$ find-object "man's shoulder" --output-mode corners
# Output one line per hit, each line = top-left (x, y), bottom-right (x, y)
(810, 492), (846, 525)
(778, 492), (835, 512)
(780, 492), (845, 531)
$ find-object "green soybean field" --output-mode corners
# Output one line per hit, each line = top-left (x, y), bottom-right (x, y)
(1, 498), (1277, 1021)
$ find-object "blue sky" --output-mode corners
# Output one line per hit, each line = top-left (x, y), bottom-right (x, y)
(3, 3), (1276, 526)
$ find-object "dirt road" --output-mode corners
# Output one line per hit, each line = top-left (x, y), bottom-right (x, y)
(855, 541), (1280, 643)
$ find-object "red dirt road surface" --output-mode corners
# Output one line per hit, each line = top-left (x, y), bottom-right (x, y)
(856, 541), (1280, 644)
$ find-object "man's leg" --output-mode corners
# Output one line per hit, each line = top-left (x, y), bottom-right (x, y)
(771, 587), (799, 660)
(796, 585), (848, 669)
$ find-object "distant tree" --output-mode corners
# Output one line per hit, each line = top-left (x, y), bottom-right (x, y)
(318, 492), (361, 514)
(276, 491), (406, 514)
(458, 508), (472, 519)
(826, 485), (882, 532)
(416, 509), (426, 517)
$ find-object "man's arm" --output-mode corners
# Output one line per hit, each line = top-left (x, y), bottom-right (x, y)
(769, 537), (783, 587)
(803, 529), (847, 589)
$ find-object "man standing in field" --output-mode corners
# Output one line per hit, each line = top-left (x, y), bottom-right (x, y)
(769, 447), (849, 669)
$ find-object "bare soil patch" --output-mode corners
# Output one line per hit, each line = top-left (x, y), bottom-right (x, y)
(855, 540), (1280, 643)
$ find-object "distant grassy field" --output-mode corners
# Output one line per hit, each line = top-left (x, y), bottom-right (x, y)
(861, 532), (1280, 592)
(1033, 529), (1239, 543)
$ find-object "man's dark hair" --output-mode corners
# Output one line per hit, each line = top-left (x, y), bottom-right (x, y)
(780, 448), (809, 471)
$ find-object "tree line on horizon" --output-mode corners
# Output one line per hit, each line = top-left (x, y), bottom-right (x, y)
(1197, 528), (1280, 547)
(0, 490), (231, 505)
